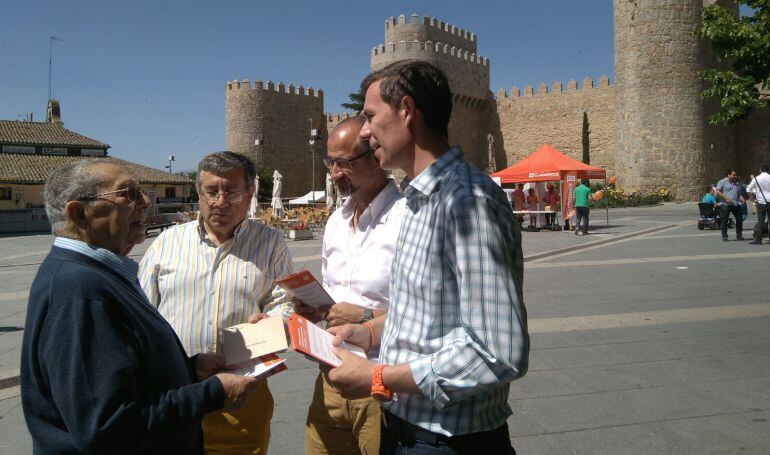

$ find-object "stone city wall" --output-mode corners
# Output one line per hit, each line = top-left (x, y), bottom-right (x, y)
(736, 108), (770, 179)
(494, 77), (616, 177)
(225, 79), (326, 197)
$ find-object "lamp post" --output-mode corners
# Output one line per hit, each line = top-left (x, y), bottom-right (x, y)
(165, 155), (175, 174)
(254, 135), (264, 168)
(309, 119), (321, 201)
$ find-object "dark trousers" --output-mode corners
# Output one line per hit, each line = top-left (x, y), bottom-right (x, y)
(754, 203), (768, 242)
(720, 204), (743, 238)
(575, 206), (589, 233)
(380, 410), (515, 455)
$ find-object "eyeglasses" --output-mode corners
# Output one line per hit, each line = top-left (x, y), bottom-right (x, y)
(79, 187), (146, 203)
(323, 148), (374, 170)
(201, 190), (246, 204)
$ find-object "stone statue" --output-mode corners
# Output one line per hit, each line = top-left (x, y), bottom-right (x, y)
(487, 133), (497, 173)
(325, 173), (336, 210)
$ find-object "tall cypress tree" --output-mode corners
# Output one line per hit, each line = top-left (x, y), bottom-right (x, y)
(582, 111), (590, 165)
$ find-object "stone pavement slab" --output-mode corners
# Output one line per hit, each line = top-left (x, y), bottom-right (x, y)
(1, 203), (770, 453)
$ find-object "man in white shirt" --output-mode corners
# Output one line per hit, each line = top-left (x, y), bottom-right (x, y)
(295, 115), (404, 454)
(747, 164), (770, 245)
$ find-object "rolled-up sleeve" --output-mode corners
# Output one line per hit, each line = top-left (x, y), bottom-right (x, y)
(408, 194), (529, 409)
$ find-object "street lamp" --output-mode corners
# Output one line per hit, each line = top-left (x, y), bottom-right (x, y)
(165, 155), (175, 174)
(309, 121), (321, 201)
(254, 135), (264, 167)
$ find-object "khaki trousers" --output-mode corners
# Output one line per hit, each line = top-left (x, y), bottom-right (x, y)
(305, 372), (381, 454)
(203, 379), (273, 454)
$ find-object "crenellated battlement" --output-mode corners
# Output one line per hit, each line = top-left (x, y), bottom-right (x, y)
(371, 40), (488, 67)
(495, 76), (612, 100)
(384, 14), (477, 52)
(225, 79), (324, 98)
(325, 112), (356, 124)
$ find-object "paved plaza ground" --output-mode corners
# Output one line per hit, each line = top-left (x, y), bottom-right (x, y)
(1, 203), (769, 454)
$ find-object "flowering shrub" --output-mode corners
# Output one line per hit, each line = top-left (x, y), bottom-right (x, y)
(600, 186), (671, 207)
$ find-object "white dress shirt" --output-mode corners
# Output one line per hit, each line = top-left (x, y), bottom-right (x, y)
(322, 181), (404, 312)
(747, 172), (770, 204)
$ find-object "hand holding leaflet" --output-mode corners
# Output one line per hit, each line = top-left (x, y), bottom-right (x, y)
(221, 316), (289, 378)
(275, 270), (336, 309)
(287, 314), (365, 367)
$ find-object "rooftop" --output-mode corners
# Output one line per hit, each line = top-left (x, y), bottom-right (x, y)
(0, 120), (109, 149)
(0, 154), (192, 185)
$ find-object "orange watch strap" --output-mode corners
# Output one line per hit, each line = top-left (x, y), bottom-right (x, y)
(371, 364), (393, 402)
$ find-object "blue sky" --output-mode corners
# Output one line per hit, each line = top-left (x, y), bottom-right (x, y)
(1, 0), (614, 172)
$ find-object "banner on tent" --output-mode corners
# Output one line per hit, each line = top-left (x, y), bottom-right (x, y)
(562, 172), (577, 222)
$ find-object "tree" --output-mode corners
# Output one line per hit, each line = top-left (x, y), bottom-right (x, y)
(582, 111), (590, 165)
(256, 166), (273, 203)
(341, 91), (364, 113)
(696, 1), (770, 125)
(183, 171), (198, 202)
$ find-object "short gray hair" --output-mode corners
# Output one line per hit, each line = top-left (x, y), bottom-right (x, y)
(44, 159), (113, 235)
(197, 151), (256, 189)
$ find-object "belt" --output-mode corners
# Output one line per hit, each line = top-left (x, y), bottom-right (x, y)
(382, 409), (449, 446)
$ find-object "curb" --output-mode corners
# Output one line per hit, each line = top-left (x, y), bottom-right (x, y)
(523, 223), (678, 262)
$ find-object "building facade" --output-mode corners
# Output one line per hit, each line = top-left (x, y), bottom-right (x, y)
(0, 101), (193, 233)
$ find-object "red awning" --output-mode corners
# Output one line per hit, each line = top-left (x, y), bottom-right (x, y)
(490, 143), (606, 183)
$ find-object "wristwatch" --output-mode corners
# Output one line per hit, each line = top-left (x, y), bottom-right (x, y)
(358, 308), (374, 323)
(371, 364), (393, 402)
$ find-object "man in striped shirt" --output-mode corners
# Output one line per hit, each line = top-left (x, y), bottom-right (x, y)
(327, 60), (529, 454)
(139, 151), (294, 454)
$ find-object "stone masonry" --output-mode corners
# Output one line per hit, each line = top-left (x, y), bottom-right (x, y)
(227, 3), (769, 200)
(225, 79), (326, 198)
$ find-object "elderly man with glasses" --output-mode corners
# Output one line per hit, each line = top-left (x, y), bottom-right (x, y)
(139, 151), (294, 454)
(21, 160), (260, 454)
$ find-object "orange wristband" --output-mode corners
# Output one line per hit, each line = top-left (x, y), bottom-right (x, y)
(362, 321), (375, 352)
(371, 364), (393, 402)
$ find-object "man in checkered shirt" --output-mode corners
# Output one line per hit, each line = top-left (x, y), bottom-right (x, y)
(327, 60), (529, 454)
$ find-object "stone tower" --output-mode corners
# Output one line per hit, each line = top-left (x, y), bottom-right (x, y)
(613, 0), (738, 200)
(370, 14), (491, 167)
(225, 79), (326, 197)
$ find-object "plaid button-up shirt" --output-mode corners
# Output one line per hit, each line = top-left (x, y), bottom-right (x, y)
(380, 146), (529, 436)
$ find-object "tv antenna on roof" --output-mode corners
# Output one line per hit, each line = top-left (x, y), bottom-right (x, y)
(48, 35), (62, 101)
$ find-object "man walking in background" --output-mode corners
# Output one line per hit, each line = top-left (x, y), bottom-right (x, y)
(747, 164), (770, 245)
(573, 178), (592, 235)
(714, 169), (745, 242)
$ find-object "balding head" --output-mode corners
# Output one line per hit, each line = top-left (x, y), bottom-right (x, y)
(330, 116), (369, 156)
(326, 116), (388, 201)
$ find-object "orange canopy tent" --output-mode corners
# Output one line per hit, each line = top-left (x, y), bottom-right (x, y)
(490, 143), (606, 183)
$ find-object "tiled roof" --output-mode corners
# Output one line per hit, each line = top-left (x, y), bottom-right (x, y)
(0, 154), (193, 185)
(0, 120), (109, 148)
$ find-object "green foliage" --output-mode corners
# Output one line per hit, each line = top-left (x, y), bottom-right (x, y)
(256, 166), (273, 202)
(605, 187), (671, 208)
(341, 92), (364, 113)
(697, 1), (770, 124)
(581, 111), (590, 164)
(184, 171), (198, 201)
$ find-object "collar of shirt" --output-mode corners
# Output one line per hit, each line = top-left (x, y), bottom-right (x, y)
(195, 215), (248, 245)
(405, 146), (462, 211)
(53, 236), (139, 284)
(340, 180), (400, 230)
